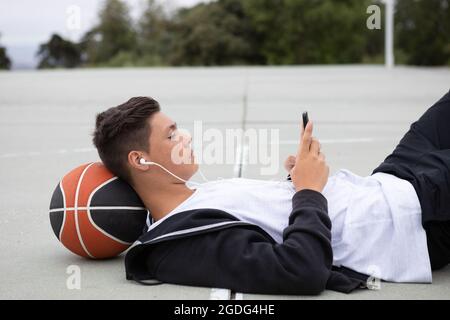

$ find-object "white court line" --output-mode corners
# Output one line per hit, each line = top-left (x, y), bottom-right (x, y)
(209, 288), (231, 300)
(73, 148), (97, 153)
(0, 138), (398, 160)
(233, 144), (242, 177)
(275, 137), (399, 145)
(234, 292), (243, 300)
(0, 153), (20, 158)
(0, 147), (96, 159)
(222, 142), (250, 301)
(210, 140), (250, 300)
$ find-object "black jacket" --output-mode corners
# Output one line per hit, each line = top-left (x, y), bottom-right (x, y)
(125, 189), (368, 295)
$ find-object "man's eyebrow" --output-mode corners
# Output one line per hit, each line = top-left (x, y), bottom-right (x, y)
(166, 122), (177, 131)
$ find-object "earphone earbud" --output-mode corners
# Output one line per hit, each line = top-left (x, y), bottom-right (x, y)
(140, 158), (156, 165)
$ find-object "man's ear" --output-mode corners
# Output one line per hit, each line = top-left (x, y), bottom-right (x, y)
(128, 151), (149, 172)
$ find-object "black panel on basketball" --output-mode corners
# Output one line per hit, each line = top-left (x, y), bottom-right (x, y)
(90, 178), (145, 207)
(49, 183), (64, 209)
(50, 212), (64, 240)
(89, 178), (147, 243)
(89, 209), (148, 243)
(49, 183), (64, 239)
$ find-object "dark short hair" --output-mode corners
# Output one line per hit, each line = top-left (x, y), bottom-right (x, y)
(92, 97), (161, 185)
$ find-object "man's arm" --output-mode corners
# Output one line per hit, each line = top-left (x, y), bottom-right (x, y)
(146, 120), (332, 294)
(147, 189), (332, 295)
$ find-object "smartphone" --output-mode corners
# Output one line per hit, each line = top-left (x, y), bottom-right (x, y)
(302, 111), (309, 129)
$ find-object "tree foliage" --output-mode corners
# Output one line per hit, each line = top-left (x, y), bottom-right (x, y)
(396, 0), (450, 65)
(35, 0), (450, 68)
(80, 0), (137, 65)
(0, 46), (10, 70)
(37, 34), (81, 69)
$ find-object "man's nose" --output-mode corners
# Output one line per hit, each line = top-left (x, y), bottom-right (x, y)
(178, 129), (192, 147)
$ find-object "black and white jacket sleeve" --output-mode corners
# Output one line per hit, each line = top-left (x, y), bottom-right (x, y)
(137, 189), (347, 295)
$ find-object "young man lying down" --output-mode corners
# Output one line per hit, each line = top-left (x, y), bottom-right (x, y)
(92, 91), (450, 295)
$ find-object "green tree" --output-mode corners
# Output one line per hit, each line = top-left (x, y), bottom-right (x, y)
(168, 0), (257, 65)
(137, 0), (173, 65)
(0, 46), (10, 70)
(0, 34), (11, 70)
(396, 0), (450, 65)
(70, 0), (450, 67)
(243, 0), (380, 65)
(81, 0), (137, 65)
(37, 34), (81, 69)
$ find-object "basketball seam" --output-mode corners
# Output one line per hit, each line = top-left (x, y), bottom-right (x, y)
(87, 212), (133, 245)
(49, 206), (146, 213)
(74, 163), (95, 258)
(87, 177), (135, 245)
(89, 176), (118, 202)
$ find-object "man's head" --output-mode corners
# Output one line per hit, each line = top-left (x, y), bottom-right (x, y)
(92, 97), (197, 188)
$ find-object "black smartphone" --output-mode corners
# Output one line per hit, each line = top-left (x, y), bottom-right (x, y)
(302, 111), (309, 129)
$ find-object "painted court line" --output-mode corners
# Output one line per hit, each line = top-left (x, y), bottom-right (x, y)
(0, 148), (97, 159)
(209, 288), (231, 300)
(0, 138), (399, 160)
(276, 137), (399, 145)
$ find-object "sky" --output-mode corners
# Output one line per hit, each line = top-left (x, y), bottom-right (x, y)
(0, 0), (208, 69)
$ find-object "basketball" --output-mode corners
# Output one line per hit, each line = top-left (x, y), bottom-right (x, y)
(49, 162), (148, 259)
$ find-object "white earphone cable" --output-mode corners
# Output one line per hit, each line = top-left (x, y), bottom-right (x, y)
(140, 159), (209, 185)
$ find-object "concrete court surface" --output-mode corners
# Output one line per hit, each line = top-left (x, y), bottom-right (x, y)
(0, 66), (449, 299)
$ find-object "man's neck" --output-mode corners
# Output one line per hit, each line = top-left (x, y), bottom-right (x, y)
(136, 181), (195, 222)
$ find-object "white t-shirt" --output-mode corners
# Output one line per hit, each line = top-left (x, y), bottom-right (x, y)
(147, 169), (432, 283)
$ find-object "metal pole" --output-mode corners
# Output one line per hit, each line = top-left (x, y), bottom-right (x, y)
(384, 0), (395, 68)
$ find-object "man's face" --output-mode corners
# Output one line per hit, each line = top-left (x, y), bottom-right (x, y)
(146, 111), (198, 182)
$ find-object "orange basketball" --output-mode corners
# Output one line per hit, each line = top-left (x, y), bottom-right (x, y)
(49, 162), (148, 259)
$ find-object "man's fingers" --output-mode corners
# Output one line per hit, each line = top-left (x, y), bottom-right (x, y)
(298, 121), (313, 157)
(318, 152), (325, 161)
(310, 138), (320, 155)
(302, 120), (313, 141)
(284, 155), (296, 171)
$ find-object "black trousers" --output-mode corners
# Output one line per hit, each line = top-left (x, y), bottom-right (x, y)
(372, 90), (450, 270)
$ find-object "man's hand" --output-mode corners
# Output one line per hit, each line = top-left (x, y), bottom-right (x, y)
(284, 155), (296, 172)
(290, 120), (329, 193)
